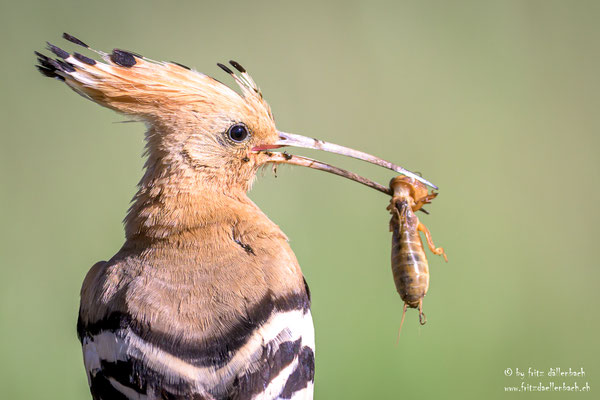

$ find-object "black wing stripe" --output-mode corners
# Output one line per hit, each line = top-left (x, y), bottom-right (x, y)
(233, 338), (302, 400)
(78, 291), (310, 369)
(279, 346), (315, 399)
(89, 372), (130, 400)
(99, 360), (146, 394)
(97, 358), (201, 399)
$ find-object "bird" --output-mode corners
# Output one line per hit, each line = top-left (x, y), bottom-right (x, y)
(35, 33), (436, 400)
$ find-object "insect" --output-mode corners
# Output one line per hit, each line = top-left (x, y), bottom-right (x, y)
(387, 175), (448, 331)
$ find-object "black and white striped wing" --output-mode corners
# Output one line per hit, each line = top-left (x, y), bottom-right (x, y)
(78, 293), (315, 400)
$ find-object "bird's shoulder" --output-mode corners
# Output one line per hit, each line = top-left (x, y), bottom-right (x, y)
(78, 216), (307, 333)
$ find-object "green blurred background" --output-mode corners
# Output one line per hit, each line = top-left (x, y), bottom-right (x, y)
(1, 0), (598, 398)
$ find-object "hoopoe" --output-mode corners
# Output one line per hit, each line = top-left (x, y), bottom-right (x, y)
(35, 34), (435, 400)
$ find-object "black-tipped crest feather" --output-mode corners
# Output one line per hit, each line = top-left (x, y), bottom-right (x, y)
(110, 49), (137, 67)
(74, 52), (96, 65)
(47, 42), (69, 59)
(62, 33), (89, 48)
(217, 63), (234, 75)
(229, 60), (246, 73)
(171, 61), (191, 70)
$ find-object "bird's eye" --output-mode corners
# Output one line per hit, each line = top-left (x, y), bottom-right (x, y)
(227, 124), (250, 143)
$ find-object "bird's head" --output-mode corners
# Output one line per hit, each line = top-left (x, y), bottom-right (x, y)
(37, 34), (435, 206)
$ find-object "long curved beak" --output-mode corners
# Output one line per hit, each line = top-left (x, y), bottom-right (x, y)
(254, 131), (437, 193)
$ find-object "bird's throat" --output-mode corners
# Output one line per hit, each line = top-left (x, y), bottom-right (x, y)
(124, 163), (259, 241)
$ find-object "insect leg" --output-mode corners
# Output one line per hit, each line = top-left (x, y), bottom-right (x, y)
(417, 222), (448, 262)
(418, 300), (427, 325)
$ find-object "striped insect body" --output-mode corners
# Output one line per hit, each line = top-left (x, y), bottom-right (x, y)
(388, 176), (447, 330)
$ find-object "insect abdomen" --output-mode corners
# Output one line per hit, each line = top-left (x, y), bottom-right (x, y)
(391, 201), (430, 308)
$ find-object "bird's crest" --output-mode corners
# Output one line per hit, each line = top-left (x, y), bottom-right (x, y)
(35, 33), (273, 123)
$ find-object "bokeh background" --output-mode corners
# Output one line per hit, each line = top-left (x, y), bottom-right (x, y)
(1, 1), (599, 399)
